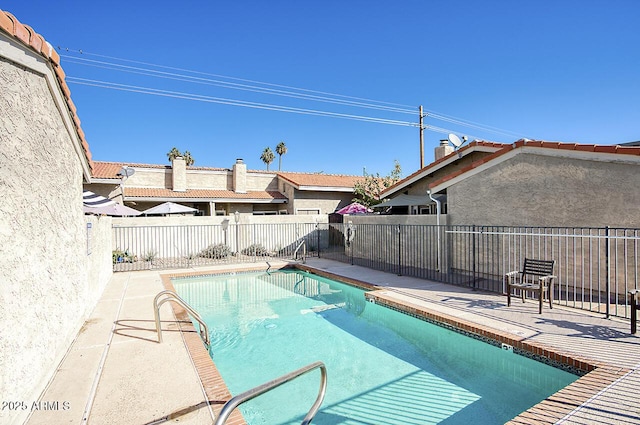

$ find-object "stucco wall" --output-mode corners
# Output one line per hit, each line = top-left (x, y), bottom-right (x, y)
(123, 168), (278, 192)
(246, 171), (279, 192)
(124, 168), (167, 188)
(290, 190), (354, 214)
(187, 169), (229, 189)
(404, 151), (491, 196)
(279, 181), (296, 214)
(448, 153), (640, 227)
(85, 216), (114, 305)
(0, 49), (111, 424)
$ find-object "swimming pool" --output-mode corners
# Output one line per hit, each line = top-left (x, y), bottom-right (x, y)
(173, 270), (578, 424)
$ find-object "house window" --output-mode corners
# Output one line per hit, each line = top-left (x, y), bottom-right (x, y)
(296, 208), (320, 215)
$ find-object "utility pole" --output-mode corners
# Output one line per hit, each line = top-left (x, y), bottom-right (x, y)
(419, 105), (425, 169)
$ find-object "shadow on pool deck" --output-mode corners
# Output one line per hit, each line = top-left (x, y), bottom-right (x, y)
(25, 258), (640, 425)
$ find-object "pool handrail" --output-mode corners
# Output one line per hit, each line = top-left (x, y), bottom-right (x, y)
(214, 361), (327, 425)
(293, 239), (306, 263)
(153, 290), (210, 348)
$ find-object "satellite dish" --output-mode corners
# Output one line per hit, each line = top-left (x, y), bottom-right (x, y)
(117, 166), (135, 178)
(448, 133), (462, 148)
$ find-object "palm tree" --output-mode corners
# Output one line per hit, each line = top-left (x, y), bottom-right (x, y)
(182, 150), (195, 166)
(260, 147), (275, 171)
(276, 141), (287, 171)
(167, 147), (182, 162)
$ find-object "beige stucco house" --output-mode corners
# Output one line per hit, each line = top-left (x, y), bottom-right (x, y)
(86, 158), (364, 216)
(380, 139), (640, 227)
(1, 9), (112, 425)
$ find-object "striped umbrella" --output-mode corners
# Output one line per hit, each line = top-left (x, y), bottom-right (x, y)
(83, 190), (141, 216)
(83, 190), (116, 207)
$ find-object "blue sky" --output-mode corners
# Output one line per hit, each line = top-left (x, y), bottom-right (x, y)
(4, 1), (639, 176)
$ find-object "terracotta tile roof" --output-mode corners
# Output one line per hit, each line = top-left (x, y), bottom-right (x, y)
(0, 9), (93, 171)
(124, 187), (287, 201)
(277, 172), (364, 188)
(92, 162), (127, 179)
(380, 140), (504, 196)
(91, 161), (228, 179)
(92, 161), (168, 179)
(428, 139), (640, 190)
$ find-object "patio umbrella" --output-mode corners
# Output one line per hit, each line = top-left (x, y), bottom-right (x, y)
(83, 190), (116, 207)
(83, 203), (142, 217)
(142, 202), (198, 215)
(83, 190), (142, 216)
(336, 202), (372, 215)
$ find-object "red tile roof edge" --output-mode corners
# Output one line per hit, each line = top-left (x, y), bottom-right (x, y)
(380, 141), (506, 196)
(276, 171), (364, 188)
(91, 160), (263, 179)
(277, 171), (364, 178)
(0, 9), (93, 172)
(124, 187), (287, 200)
(428, 139), (640, 190)
(92, 162), (364, 182)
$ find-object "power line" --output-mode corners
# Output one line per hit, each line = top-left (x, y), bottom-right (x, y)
(66, 77), (420, 127)
(59, 49), (417, 114)
(426, 110), (527, 139)
(66, 76), (480, 139)
(62, 55), (417, 117)
(59, 47), (528, 140)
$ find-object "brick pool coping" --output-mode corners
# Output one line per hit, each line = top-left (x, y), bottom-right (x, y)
(160, 264), (625, 425)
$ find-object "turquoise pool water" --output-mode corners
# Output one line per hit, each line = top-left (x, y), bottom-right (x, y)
(173, 270), (578, 424)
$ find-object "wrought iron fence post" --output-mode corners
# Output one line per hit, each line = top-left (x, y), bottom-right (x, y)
(605, 225), (610, 318)
(397, 224), (402, 276)
(472, 224), (477, 290)
(350, 237), (354, 265)
(316, 223), (321, 258)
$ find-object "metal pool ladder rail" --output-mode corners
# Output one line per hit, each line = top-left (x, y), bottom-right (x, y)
(153, 290), (210, 348)
(214, 361), (327, 425)
(293, 239), (307, 263)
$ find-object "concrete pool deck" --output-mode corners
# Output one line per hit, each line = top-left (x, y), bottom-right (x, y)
(25, 258), (640, 425)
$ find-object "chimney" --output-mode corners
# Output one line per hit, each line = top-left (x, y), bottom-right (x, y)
(233, 158), (247, 193)
(434, 139), (454, 161)
(172, 157), (187, 192)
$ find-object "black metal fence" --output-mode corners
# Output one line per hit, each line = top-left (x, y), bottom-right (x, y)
(112, 222), (640, 319)
(320, 223), (640, 319)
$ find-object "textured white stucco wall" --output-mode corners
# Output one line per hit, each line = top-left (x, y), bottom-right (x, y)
(0, 53), (110, 424)
(448, 153), (640, 227)
(85, 216), (114, 306)
(123, 168), (167, 188)
(121, 166), (278, 193)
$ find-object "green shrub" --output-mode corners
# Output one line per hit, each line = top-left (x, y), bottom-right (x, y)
(199, 243), (232, 259)
(143, 251), (157, 262)
(112, 249), (136, 264)
(242, 243), (269, 256)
